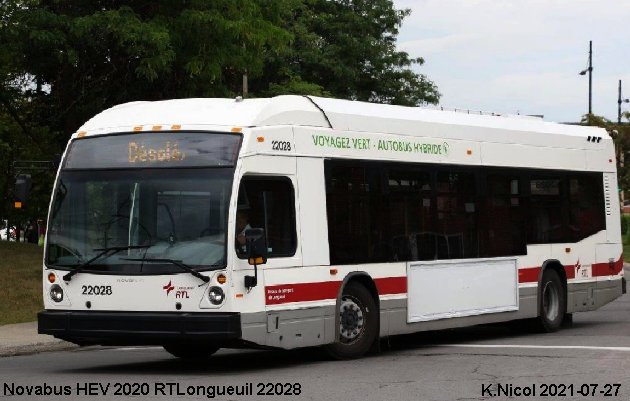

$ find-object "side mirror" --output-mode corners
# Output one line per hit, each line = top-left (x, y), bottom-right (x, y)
(244, 228), (267, 289)
(245, 228), (267, 265)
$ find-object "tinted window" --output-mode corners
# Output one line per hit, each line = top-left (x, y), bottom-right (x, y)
(482, 174), (527, 256)
(435, 171), (478, 259)
(325, 159), (606, 265)
(236, 177), (296, 258)
(568, 174), (605, 241)
(387, 169), (435, 261)
(527, 176), (565, 243)
(325, 164), (383, 264)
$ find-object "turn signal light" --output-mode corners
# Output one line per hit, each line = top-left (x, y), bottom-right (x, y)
(48, 272), (56, 283)
(248, 256), (266, 265)
(217, 274), (227, 284)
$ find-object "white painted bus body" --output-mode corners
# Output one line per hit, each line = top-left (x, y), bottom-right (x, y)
(39, 96), (623, 350)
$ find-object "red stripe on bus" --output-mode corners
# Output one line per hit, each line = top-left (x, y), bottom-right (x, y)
(592, 254), (623, 277)
(265, 281), (341, 305)
(518, 254), (623, 284)
(518, 267), (540, 283)
(265, 276), (407, 305)
(565, 264), (576, 280)
(266, 255), (623, 305)
(375, 276), (407, 295)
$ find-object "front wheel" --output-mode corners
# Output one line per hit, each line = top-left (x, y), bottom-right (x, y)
(163, 344), (219, 359)
(537, 269), (566, 332)
(325, 282), (378, 359)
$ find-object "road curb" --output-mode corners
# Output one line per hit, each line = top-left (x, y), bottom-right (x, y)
(0, 341), (78, 358)
(0, 321), (78, 358)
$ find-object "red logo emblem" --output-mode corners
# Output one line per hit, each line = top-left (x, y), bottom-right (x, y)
(163, 280), (175, 296)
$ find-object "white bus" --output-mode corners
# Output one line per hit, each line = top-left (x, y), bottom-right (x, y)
(38, 96), (625, 359)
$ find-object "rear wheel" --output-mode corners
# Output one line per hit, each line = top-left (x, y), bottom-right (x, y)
(537, 269), (566, 332)
(325, 282), (378, 359)
(163, 344), (219, 359)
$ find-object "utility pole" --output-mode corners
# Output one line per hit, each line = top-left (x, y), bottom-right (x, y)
(579, 40), (593, 115)
(242, 70), (248, 99)
(619, 80), (629, 124)
(588, 40), (592, 115)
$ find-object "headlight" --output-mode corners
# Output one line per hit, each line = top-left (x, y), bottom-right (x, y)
(50, 284), (64, 303)
(208, 286), (225, 305)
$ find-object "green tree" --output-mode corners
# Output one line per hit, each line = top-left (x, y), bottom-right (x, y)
(0, 0), (440, 228)
(0, 0), (293, 227)
(255, 0), (439, 106)
(581, 113), (630, 208)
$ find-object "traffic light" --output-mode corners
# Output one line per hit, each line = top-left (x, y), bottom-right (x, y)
(14, 174), (32, 208)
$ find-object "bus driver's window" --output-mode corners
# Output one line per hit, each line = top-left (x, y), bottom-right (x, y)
(235, 177), (297, 258)
(235, 208), (251, 255)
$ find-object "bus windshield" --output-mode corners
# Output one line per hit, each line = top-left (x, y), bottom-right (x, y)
(46, 132), (240, 274)
(47, 168), (234, 273)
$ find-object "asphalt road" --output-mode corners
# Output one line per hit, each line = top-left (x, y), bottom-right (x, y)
(1, 286), (629, 401)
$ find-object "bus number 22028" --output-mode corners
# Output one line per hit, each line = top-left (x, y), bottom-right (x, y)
(272, 140), (291, 151)
(82, 285), (113, 295)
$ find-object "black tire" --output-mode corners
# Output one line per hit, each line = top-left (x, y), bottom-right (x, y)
(163, 344), (219, 359)
(537, 269), (566, 332)
(325, 282), (378, 359)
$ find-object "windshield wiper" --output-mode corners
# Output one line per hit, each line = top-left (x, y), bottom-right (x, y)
(62, 245), (150, 282)
(121, 257), (210, 284)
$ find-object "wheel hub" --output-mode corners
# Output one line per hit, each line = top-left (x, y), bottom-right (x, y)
(339, 297), (364, 342)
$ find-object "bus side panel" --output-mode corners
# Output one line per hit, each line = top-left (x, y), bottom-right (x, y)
(406, 258), (518, 322)
(382, 287), (538, 337)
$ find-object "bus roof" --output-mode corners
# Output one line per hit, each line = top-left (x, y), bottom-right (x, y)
(76, 95), (607, 140)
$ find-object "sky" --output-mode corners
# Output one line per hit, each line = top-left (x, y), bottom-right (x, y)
(392, 0), (630, 123)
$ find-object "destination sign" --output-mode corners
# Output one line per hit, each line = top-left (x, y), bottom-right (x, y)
(64, 132), (241, 169)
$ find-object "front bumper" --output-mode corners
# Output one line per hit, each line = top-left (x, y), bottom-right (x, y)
(38, 310), (241, 346)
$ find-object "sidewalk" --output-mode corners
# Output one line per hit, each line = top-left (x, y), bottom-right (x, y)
(0, 321), (77, 357)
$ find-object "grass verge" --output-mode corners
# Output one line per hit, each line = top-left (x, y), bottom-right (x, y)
(0, 241), (43, 326)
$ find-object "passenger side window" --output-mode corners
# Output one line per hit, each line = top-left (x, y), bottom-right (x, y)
(235, 177), (296, 258)
(483, 174), (526, 256)
(435, 171), (478, 259)
(528, 177), (564, 243)
(568, 174), (605, 241)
